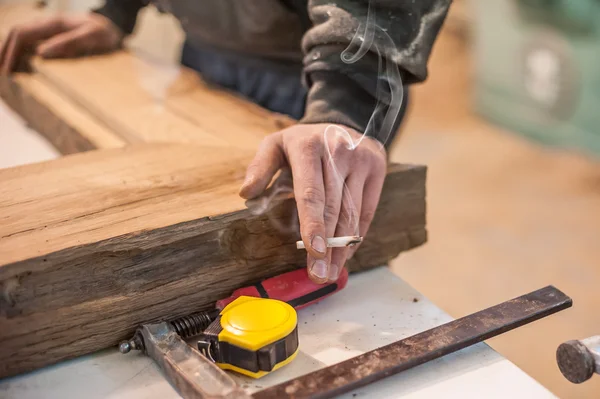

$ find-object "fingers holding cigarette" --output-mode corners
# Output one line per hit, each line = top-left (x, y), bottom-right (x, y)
(296, 236), (363, 250)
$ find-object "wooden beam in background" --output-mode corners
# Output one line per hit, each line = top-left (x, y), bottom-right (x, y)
(29, 52), (293, 151)
(0, 3), (125, 153)
(1, 74), (126, 154)
(0, 3), (293, 155)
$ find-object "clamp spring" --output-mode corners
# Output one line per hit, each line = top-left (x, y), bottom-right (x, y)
(169, 310), (219, 339)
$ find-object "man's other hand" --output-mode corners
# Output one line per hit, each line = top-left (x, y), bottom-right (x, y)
(0, 13), (122, 75)
(239, 123), (386, 284)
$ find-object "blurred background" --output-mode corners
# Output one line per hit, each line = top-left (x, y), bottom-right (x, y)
(1, 1), (599, 398)
(390, 2), (600, 398)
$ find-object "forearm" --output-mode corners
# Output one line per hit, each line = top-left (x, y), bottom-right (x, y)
(300, 0), (451, 145)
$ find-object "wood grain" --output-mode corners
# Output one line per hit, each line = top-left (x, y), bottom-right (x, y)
(0, 144), (426, 378)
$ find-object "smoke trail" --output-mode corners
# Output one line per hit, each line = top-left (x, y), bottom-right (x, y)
(324, 0), (404, 235)
(133, 56), (180, 106)
(245, 170), (300, 235)
(340, 1), (404, 148)
(126, 1), (182, 107)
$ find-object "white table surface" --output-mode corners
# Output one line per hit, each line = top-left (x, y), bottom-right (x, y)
(0, 101), (555, 398)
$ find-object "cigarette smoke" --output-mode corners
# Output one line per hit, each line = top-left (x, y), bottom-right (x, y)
(340, 1), (405, 148)
(322, 0), (404, 235)
(245, 170), (300, 235)
(132, 1), (185, 106)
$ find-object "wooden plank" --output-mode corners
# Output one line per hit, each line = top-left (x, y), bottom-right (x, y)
(26, 54), (229, 147)
(30, 52), (293, 151)
(1, 53), (283, 154)
(0, 3), (292, 154)
(0, 143), (426, 378)
(0, 4), (125, 154)
(0, 74), (126, 154)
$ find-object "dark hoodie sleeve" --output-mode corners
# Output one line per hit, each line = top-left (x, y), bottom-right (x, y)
(92, 0), (147, 35)
(300, 0), (451, 144)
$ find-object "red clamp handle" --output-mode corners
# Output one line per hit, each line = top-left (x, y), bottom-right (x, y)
(216, 267), (349, 311)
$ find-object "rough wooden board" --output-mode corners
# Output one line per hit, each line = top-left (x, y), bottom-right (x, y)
(0, 144), (249, 266)
(0, 74), (126, 154)
(0, 143), (426, 378)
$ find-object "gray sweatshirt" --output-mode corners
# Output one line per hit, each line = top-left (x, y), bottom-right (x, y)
(95, 0), (451, 141)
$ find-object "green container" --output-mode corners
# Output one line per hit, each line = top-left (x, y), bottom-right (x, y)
(471, 0), (600, 157)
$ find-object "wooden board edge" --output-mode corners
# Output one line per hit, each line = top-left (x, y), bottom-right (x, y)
(0, 74), (126, 155)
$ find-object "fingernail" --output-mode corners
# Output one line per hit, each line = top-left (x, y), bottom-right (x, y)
(311, 235), (326, 254)
(238, 175), (253, 196)
(328, 264), (339, 281)
(240, 175), (251, 189)
(310, 260), (328, 279)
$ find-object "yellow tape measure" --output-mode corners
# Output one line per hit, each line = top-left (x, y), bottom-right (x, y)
(198, 296), (299, 378)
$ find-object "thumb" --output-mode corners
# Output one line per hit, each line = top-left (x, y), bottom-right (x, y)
(239, 133), (285, 199)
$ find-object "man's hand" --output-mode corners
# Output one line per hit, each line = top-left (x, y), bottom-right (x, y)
(239, 123), (387, 284)
(0, 13), (122, 75)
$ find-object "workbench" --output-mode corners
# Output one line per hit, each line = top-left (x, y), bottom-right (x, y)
(0, 102), (556, 398)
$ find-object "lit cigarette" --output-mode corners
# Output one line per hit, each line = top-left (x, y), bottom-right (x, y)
(296, 236), (363, 250)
